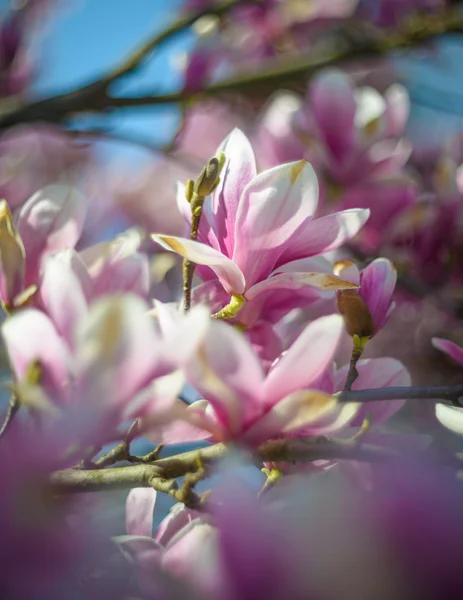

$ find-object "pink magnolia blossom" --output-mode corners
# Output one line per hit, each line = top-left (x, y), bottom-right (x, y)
(0, 184), (88, 309)
(148, 313), (409, 445)
(1, 295), (211, 444)
(153, 128), (369, 323)
(38, 232), (150, 346)
(119, 487), (209, 594)
(333, 257), (397, 337)
(15, 183), (87, 285)
(432, 338), (463, 435)
(255, 72), (415, 252)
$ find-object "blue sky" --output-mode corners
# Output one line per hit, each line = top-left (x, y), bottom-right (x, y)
(27, 0), (193, 161)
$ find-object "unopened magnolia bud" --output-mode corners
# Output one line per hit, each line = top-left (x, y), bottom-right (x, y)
(194, 152), (226, 196)
(0, 200), (25, 307)
(337, 289), (374, 338)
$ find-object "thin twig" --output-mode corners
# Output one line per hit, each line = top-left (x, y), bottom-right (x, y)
(337, 384), (463, 404)
(0, 393), (19, 440)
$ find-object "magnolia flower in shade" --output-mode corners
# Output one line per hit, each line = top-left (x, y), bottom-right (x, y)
(432, 338), (463, 435)
(152, 128), (369, 321)
(149, 311), (410, 445)
(118, 487), (210, 595)
(333, 258), (397, 338)
(1, 295), (211, 444)
(147, 314), (359, 445)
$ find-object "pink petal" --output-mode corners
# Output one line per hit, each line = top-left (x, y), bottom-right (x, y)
(152, 234), (245, 295)
(211, 128), (257, 256)
(243, 390), (338, 443)
(162, 520), (220, 595)
(277, 209), (370, 265)
(152, 302), (212, 369)
(335, 357), (410, 425)
(232, 160), (319, 287)
(75, 295), (161, 411)
(17, 184), (87, 284)
(242, 271), (357, 327)
(126, 488), (157, 537)
(340, 181), (415, 240)
(143, 400), (217, 444)
(432, 338), (463, 367)
(359, 258), (397, 333)
(92, 252), (150, 299)
(309, 69), (356, 164)
(155, 503), (202, 546)
(333, 259), (361, 285)
(2, 308), (70, 403)
(384, 84), (410, 137)
(264, 314), (344, 408)
(191, 279), (230, 315)
(186, 320), (264, 437)
(40, 250), (91, 348)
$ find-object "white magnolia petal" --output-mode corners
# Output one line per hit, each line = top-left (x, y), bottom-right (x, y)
(152, 234), (245, 294)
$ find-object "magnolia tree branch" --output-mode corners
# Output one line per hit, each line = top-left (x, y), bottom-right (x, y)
(49, 383), (463, 494)
(50, 437), (404, 493)
(0, 7), (463, 130)
(337, 384), (463, 404)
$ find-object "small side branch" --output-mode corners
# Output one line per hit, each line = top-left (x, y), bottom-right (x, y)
(0, 394), (19, 441)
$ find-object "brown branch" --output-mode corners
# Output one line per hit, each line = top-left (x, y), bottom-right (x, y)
(48, 433), (433, 494)
(0, 7), (462, 130)
(337, 384), (463, 404)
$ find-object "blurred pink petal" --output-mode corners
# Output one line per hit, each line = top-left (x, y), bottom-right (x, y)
(40, 249), (90, 347)
(17, 184), (87, 283)
(432, 338), (463, 366)
(309, 69), (356, 163)
(126, 488), (157, 538)
(2, 308), (70, 403)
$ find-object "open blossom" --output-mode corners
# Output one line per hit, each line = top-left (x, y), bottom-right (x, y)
(432, 338), (463, 435)
(255, 71), (415, 252)
(153, 128), (369, 323)
(39, 231), (150, 347)
(119, 487), (207, 593)
(1, 295), (210, 445)
(0, 184), (86, 309)
(333, 258), (397, 338)
(148, 313), (409, 445)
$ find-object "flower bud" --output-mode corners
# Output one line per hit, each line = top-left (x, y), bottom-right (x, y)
(194, 152), (226, 196)
(336, 289), (374, 338)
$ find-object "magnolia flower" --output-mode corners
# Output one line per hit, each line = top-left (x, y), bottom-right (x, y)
(1, 295), (210, 444)
(333, 258), (397, 338)
(432, 338), (463, 435)
(39, 231), (150, 347)
(153, 128), (369, 322)
(148, 313), (409, 445)
(118, 487), (209, 595)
